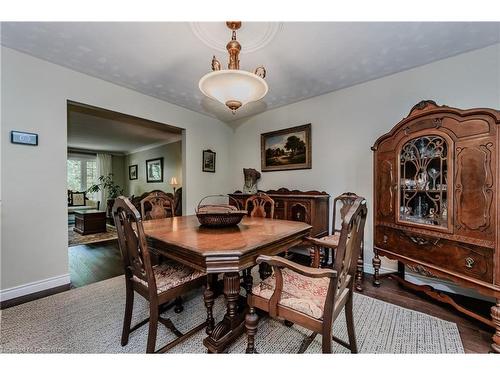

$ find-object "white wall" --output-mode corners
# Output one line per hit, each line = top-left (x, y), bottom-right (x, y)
(125, 141), (182, 197)
(229, 44), (500, 275)
(0, 47), (232, 294)
(111, 154), (126, 194)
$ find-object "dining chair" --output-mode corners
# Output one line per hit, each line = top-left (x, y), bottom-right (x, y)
(307, 192), (365, 291)
(245, 196), (367, 354)
(245, 192), (275, 218)
(243, 193), (275, 287)
(112, 196), (207, 353)
(140, 191), (175, 221)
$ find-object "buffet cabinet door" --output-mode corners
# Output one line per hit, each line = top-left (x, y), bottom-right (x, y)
(454, 136), (496, 243)
(375, 151), (396, 224)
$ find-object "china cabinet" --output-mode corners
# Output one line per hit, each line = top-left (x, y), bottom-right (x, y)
(372, 100), (500, 352)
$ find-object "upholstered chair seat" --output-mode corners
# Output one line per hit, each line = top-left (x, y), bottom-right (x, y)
(133, 259), (206, 293)
(251, 268), (349, 320)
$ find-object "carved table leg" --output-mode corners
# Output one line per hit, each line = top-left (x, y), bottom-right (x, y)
(258, 263), (272, 280)
(492, 299), (500, 353)
(243, 267), (254, 296)
(203, 272), (246, 353)
(203, 278), (215, 335)
(174, 296), (183, 313)
(372, 249), (381, 287)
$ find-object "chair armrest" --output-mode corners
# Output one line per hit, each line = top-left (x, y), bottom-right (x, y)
(304, 236), (325, 246)
(304, 236), (339, 248)
(256, 255), (337, 279)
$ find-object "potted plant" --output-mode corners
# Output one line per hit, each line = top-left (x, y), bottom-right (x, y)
(87, 174), (124, 217)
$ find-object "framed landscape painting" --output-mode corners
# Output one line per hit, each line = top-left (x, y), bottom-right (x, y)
(261, 123), (311, 172)
(146, 157), (164, 182)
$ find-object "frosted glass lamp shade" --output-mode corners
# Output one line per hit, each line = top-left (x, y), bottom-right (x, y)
(199, 70), (268, 111)
(170, 177), (178, 186)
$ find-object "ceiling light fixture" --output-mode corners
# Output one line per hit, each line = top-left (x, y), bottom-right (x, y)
(199, 21), (268, 114)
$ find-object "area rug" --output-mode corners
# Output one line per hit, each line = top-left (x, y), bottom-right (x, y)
(0, 275), (464, 354)
(68, 224), (118, 247)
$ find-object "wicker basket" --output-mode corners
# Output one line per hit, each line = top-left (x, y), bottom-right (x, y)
(195, 195), (247, 228)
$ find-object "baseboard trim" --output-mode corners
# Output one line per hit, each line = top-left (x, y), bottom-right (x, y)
(0, 274), (71, 307)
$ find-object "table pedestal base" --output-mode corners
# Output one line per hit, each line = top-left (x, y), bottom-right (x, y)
(203, 271), (248, 353)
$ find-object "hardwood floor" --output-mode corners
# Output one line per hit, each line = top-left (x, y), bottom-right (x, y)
(68, 240), (124, 288)
(360, 273), (494, 353)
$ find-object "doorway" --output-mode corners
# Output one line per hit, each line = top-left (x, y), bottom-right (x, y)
(66, 101), (184, 288)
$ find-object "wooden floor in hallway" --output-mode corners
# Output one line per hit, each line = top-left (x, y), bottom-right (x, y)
(68, 240), (124, 288)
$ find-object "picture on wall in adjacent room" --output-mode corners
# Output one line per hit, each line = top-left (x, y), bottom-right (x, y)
(128, 164), (138, 180)
(146, 157), (164, 182)
(202, 149), (216, 173)
(261, 123), (312, 172)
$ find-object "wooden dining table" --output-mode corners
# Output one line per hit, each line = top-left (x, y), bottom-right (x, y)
(142, 214), (312, 353)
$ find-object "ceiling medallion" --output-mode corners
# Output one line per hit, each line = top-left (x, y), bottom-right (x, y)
(198, 22), (268, 114)
(190, 22), (282, 54)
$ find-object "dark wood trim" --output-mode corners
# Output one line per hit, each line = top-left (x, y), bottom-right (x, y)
(0, 283), (71, 310)
(67, 100), (183, 134)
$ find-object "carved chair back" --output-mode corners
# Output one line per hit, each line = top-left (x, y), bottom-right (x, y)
(330, 197), (367, 300)
(113, 196), (157, 294)
(245, 193), (275, 218)
(140, 191), (175, 221)
(332, 192), (361, 234)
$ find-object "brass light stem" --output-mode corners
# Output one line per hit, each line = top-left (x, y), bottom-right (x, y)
(226, 22), (241, 70)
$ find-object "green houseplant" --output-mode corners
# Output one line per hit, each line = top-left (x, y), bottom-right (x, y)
(87, 174), (124, 217)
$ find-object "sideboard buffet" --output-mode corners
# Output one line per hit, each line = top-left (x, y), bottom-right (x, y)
(372, 100), (500, 352)
(229, 188), (330, 237)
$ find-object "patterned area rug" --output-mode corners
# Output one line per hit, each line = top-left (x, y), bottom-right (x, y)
(68, 224), (118, 247)
(0, 275), (464, 353)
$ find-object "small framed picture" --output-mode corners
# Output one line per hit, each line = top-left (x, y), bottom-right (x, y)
(129, 164), (138, 180)
(202, 149), (216, 173)
(146, 157), (164, 183)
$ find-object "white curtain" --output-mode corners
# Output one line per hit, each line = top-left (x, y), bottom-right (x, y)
(96, 153), (112, 205)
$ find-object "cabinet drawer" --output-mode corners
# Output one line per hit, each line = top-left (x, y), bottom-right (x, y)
(375, 226), (493, 283)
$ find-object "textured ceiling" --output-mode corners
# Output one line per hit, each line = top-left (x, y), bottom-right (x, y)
(2, 22), (500, 122)
(68, 109), (181, 154)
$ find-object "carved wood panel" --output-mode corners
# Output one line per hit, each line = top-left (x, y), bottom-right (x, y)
(455, 140), (495, 240)
(376, 152), (395, 221)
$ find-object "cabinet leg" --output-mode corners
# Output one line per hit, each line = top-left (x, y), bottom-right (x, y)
(372, 249), (381, 287)
(355, 254), (363, 292)
(492, 299), (500, 353)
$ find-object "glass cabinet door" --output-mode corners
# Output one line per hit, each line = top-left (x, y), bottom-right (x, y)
(399, 135), (449, 229)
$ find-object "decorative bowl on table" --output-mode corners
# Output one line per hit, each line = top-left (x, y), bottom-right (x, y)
(195, 195), (248, 228)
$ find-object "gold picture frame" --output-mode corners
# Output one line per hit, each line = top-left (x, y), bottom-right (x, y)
(261, 123), (312, 172)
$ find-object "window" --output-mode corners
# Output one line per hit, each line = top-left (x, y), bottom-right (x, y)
(67, 153), (97, 193)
